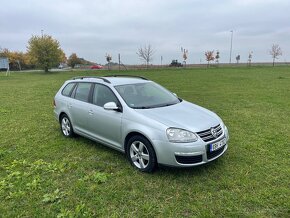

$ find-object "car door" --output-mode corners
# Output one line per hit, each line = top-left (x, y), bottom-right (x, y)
(87, 83), (123, 148)
(69, 82), (93, 134)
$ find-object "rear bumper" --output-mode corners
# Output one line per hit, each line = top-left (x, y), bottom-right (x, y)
(54, 110), (59, 121)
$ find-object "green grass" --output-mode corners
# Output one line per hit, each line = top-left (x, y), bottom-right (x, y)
(0, 66), (289, 217)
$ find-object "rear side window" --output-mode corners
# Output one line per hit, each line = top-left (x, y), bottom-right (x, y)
(62, 83), (76, 97)
(74, 83), (92, 102)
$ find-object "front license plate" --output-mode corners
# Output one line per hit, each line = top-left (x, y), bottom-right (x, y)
(209, 138), (226, 152)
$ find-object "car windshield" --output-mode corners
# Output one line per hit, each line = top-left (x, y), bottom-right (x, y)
(115, 82), (181, 109)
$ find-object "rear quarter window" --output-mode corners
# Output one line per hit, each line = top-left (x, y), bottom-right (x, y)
(62, 83), (76, 97)
(74, 83), (92, 102)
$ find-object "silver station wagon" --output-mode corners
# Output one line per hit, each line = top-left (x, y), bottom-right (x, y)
(54, 75), (229, 172)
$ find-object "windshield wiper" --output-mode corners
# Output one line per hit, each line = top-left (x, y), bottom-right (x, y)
(163, 103), (177, 107)
(156, 102), (179, 108)
(133, 102), (178, 109)
(132, 106), (154, 109)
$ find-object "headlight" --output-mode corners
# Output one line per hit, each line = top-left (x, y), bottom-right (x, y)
(166, 128), (198, 143)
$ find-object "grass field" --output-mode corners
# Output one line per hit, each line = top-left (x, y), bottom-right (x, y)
(0, 66), (289, 217)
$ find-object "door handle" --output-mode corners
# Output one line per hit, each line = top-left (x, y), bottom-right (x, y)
(88, 110), (94, 115)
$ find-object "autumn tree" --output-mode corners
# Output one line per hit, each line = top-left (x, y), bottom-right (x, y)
(205, 50), (215, 68)
(60, 51), (67, 63)
(67, 53), (82, 68)
(0, 48), (8, 57)
(181, 47), (188, 67)
(269, 44), (282, 67)
(136, 44), (154, 69)
(27, 34), (65, 72)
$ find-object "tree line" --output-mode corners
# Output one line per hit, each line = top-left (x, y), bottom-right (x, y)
(0, 34), (284, 72)
(136, 44), (283, 68)
(203, 44), (282, 68)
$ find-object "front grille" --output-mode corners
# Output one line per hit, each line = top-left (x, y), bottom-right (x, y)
(175, 155), (203, 164)
(196, 124), (223, 142)
(207, 144), (225, 160)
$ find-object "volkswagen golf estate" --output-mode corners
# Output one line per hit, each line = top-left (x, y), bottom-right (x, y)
(54, 75), (229, 172)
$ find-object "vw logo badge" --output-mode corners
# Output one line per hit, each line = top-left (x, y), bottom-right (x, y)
(210, 127), (218, 138)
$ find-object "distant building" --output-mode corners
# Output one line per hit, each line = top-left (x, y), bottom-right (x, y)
(0, 57), (10, 75)
(0, 57), (9, 69)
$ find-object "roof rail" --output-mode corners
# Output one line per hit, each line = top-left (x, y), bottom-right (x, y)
(71, 76), (111, 84)
(103, 75), (148, 80)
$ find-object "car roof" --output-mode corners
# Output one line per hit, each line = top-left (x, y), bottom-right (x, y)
(69, 76), (151, 86)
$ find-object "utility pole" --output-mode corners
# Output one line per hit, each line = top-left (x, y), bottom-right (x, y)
(229, 30), (233, 64)
(118, 53), (121, 71)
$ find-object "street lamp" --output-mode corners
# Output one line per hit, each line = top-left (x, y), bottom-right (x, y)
(229, 30), (233, 64)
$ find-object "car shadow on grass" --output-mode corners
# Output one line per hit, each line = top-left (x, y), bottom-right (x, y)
(158, 157), (226, 175)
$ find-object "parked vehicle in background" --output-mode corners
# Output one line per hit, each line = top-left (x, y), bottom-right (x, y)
(53, 75), (229, 172)
(58, 63), (69, 69)
(90, 65), (103, 69)
(169, 60), (183, 67)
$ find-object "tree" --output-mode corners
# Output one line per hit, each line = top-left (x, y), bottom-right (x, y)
(269, 44), (282, 67)
(27, 34), (65, 72)
(67, 53), (82, 68)
(236, 54), (240, 64)
(181, 47), (188, 67)
(248, 51), (253, 67)
(136, 44), (154, 69)
(215, 51), (220, 64)
(105, 53), (112, 70)
(205, 50), (215, 68)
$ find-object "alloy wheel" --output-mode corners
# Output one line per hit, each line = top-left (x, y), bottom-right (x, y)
(129, 141), (150, 169)
(61, 117), (71, 136)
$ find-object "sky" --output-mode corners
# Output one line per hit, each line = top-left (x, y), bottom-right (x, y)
(0, 0), (289, 65)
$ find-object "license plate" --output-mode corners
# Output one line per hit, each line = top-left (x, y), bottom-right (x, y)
(209, 138), (226, 152)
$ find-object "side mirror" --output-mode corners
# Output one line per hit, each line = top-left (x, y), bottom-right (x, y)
(104, 102), (119, 111)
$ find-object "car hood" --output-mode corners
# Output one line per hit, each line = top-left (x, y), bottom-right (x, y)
(136, 101), (221, 132)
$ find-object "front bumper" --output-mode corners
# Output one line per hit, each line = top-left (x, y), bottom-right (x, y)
(152, 134), (228, 167)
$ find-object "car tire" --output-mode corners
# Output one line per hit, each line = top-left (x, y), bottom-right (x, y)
(60, 114), (74, 138)
(126, 135), (157, 173)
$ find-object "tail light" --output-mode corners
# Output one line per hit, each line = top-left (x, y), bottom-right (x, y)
(53, 99), (56, 108)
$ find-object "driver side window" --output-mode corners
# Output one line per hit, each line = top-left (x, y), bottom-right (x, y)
(93, 84), (119, 107)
